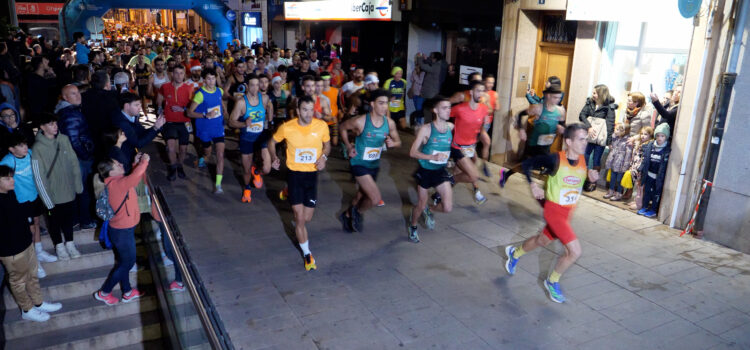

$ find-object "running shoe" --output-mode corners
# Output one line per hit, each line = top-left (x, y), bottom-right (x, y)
(22, 308), (50, 322)
(544, 279), (566, 303)
(644, 210), (657, 218)
(339, 211), (354, 233)
(637, 208), (649, 216)
(169, 281), (185, 292)
(251, 166), (264, 188)
(423, 207), (435, 230)
(81, 222), (97, 230)
(241, 189), (252, 203)
(33, 301), (62, 313)
(122, 288), (145, 303)
(36, 249), (58, 263)
(431, 192), (442, 207)
(214, 185), (224, 195)
(376, 200), (385, 207)
(474, 189), (487, 205)
(176, 166), (186, 179)
(304, 254), (317, 271)
(504, 245), (519, 275)
(94, 290), (119, 306)
(350, 206), (363, 232)
(167, 166), (177, 181)
(408, 225), (420, 243)
(37, 264), (46, 279)
(197, 158), (207, 169)
(482, 163), (491, 178)
(279, 187), (288, 200)
(498, 169), (508, 188)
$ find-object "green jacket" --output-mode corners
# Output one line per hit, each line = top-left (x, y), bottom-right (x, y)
(31, 132), (82, 209)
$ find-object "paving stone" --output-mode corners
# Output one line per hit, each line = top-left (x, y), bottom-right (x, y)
(698, 309), (750, 335)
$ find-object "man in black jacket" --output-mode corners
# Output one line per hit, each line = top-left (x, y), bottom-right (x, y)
(650, 89), (679, 133)
(82, 71), (119, 159)
(56, 84), (96, 229)
(112, 92), (165, 172)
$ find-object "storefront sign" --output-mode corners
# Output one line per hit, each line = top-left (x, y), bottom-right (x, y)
(243, 12), (261, 27)
(284, 0), (392, 21)
(567, 0), (686, 22)
(16, 2), (64, 15)
(226, 10), (237, 21)
(459, 65), (482, 85)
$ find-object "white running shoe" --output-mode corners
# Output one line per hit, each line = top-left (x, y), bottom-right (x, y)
(37, 264), (47, 279)
(33, 302), (62, 313)
(65, 242), (81, 259)
(214, 185), (224, 194)
(55, 243), (70, 261)
(22, 308), (50, 322)
(474, 189), (487, 205)
(36, 249), (58, 263)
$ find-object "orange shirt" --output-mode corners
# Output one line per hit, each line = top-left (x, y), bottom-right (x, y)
(322, 87), (339, 121)
(105, 160), (148, 229)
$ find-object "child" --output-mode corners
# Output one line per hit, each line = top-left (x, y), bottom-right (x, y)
(604, 124), (633, 201)
(638, 123), (671, 218)
(31, 113), (83, 260)
(0, 165), (63, 322)
(1, 132), (59, 279)
(628, 126), (654, 210)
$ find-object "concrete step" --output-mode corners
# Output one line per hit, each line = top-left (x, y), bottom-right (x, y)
(5, 310), (164, 350)
(110, 339), (166, 350)
(182, 328), (214, 350)
(40, 242), (146, 277)
(3, 265), (152, 307)
(39, 228), (100, 250)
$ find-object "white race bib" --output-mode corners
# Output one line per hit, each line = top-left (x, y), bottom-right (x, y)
(460, 145), (476, 158)
(389, 100), (402, 109)
(184, 122), (193, 133)
(207, 106), (222, 119)
(559, 188), (581, 206)
(537, 134), (556, 146)
(246, 121), (263, 133)
(363, 147), (382, 161)
(295, 148), (317, 164)
(429, 150), (450, 165)
(138, 78), (149, 86)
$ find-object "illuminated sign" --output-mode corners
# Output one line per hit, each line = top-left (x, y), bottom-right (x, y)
(242, 12), (261, 27)
(284, 0), (392, 21)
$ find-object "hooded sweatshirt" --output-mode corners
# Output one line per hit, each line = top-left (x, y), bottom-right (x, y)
(31, 131), (82, 209)
(0, 102), (20, 134)
(0, 150), (38, 203)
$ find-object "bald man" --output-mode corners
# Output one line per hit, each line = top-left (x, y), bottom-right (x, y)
(55, 84), (97, 229)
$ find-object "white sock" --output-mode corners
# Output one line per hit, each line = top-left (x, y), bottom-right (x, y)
(35, 242), (43, 252)
(300, 241), (311, 255)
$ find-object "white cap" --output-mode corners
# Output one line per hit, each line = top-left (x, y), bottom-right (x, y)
(364, 74), (379, 85)
(113, 72), (129, 85)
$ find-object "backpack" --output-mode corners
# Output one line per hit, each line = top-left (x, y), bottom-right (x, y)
(96, 184), (129, 221)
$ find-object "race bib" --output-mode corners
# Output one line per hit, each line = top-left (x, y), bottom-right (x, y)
(460, 145), (476, 158)
(537, 134), (556, 146)
(246, 121), (263, 133)
(184, 122), (193, 133)
(207, 106), (222, 119)
(559, 188), (581, 206)
(295, 148), (317, 164)
(389, 100), (402, 109)
(138, 78), (149, 86)
(363, 147), (382, 161)
(429, 150), (450, 165)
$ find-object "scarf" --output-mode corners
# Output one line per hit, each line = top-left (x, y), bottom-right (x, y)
(626, 106), (641, 119)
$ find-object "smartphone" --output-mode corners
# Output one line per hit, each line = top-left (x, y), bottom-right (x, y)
(650, 84), (653, 93)
(527, 84), (531, 90)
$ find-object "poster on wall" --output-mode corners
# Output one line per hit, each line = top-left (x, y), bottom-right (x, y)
(284, 0), (392, 21)
(351, 36), (359, 53)
(459, 65), (483, 85)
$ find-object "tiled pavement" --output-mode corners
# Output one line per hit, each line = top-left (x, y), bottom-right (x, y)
(147, 130), (750, 350)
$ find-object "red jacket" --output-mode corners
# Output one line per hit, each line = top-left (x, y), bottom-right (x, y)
(105, 160), (148, 229)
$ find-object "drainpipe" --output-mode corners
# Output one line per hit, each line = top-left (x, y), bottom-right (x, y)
(693, 0), (748, 234)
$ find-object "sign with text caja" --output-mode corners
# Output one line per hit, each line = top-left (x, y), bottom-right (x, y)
(285, 0), (392, 21)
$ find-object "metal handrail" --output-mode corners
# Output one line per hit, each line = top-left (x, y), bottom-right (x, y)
(147, 177), (234, 350)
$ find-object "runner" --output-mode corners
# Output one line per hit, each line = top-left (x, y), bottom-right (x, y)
(449, 81), (488, 205)
(156, 65), (193, 181)
(407, 96), (454, 243)
(268, 95), (331, 271)
(479, 74), (499, 177)
(503, 123), (598, 303)
(268, 74), (290, 125)
(338, 89), (402, 232)
(313, 76), (335, 136)
(228, 74), (274, 203)
(499, 85), (565, 187)
(148, 57), (170, 101)
(320, 72), (341, 146)
(383, 66), (407, 131)
(223, 60), (248, 114)
(186, 68), (227, 194)
(132, 53), (152, 116)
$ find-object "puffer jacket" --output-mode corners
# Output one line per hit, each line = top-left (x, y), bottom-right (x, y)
(638, 141), (671, 195)
(31, 131), (82, 209)
(605, 135), (634, 173)
(626, 104), (654, 138)
(578, 97), (617, 145)
(55, 100), (95, 161)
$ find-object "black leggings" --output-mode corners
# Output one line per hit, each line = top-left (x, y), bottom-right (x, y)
(48, 200), (75, 245)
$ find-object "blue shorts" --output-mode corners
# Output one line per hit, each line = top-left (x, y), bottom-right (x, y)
(239, 138), (267, 154)
(351, 165), (379, 181)
(200, 137), (225, 148)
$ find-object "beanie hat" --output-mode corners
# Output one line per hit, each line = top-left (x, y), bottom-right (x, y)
(391, 66), (403, 76)
(654, 123), (671, 139)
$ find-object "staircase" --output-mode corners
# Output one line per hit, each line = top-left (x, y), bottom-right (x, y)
(1, 226), (201, 350)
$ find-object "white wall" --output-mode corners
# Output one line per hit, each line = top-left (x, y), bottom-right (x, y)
(405, 23), (443, 121)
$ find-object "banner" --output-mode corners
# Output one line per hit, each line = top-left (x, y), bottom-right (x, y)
(284, 0), (392, 21)
(16, 2), (64, 16)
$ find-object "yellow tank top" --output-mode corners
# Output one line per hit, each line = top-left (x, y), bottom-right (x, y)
(545, 152), (587, 207)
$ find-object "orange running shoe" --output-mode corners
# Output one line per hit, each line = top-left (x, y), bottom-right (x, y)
(304, 253), (317, 271)
(241, 189), (252, 203)
(376, 200), (385, 207)
(279, 187), (289, 200)
(251, 165), (263, 188)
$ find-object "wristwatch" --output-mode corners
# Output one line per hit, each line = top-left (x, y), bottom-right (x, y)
(321, 154), (328, 161)
(202, 112), (207, 118)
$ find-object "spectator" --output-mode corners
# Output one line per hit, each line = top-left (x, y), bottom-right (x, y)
(93, 153), (150, 305)
(627, 126), (654, 211)
(23, 56), (58, 118)
(31, 113), (83, 260)
(416, 52), (444, 101)
(526, 76), (564, 106)
(111, 92), (166, 172)
(73, 32), (90, 65)
(650, 88), (680, 133)
(408, 63), (425, 129)
(0, 165), (63, 322)
(578, 84), (617, 192)
(638, 123), (671, 218)
(55, 84), (97, 229)
(1, 103), (35, 152)
(82, 71), (119, 158)
(625, 92), (653, 139)
(603, 124), (633, 201)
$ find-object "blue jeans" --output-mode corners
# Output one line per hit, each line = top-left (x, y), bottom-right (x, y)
(101, 225), (137, 294)
(609, 171), (624, 193)
(76, 160), (95, 226)
(158, 221), (182, 283)
(585, 143), (606, 168)
(412, 96), (425, 125)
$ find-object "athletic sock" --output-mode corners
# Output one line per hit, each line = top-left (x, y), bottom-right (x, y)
(549, 270), (561, 283)
(512, 246), (526, 259)
(216, 174), (223, 186)
(300, 241), (311, 255)
(35, 242), (43, 252)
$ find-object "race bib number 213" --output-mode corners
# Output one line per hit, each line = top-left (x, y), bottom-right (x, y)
(295, 148), (317, 164)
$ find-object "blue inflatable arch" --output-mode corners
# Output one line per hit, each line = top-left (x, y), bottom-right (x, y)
(59, 0), (236, 49)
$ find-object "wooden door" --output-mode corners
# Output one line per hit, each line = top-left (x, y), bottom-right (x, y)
(531, 43), (574, 153)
